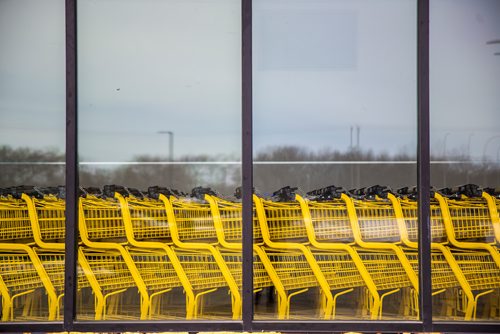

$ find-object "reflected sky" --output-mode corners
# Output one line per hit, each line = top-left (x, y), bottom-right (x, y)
(0, 0), (499, 162)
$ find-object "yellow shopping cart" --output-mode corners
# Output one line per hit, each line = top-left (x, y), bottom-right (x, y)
(204, 195), (273, 287)
(343, 188), (420, 318)
(254, 190), (379, 320)
(295, 189), (421, 319)
(207, 194), (319, 319)
(117, 191), (238, 319)
(0, 194), (59, 321)
(79, 192), (184, 320)
(396, 191), (500, 320)
(160, 192), (242, 319)
(436, 191), (500, 268)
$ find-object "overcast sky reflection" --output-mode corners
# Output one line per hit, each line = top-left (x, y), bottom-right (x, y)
(0, 0), (499, 162)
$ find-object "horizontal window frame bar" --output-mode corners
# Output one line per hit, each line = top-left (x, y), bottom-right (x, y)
(252, 320), (425, 332)
(2, 160), (494, 165)
(71, 321), (243, 332)
(0, 322), (63, 333)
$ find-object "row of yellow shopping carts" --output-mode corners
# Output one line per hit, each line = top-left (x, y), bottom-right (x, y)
(0, 184), (499, 321)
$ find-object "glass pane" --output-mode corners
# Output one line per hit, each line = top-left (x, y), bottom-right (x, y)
(0, 0), (66, 321)
(0, 0), (65, 322)
(430, 0), (500, 321)
(77, 0), (241, 320)
(253, 0), (419, 320)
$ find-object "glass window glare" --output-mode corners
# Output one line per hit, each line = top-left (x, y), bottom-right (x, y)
(0, 0), (65, 323)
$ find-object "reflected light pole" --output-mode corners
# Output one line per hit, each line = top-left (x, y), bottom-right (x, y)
(467, 133), (474, 160)
(158, 130), (174, 186)
(443, 132), (450, 158)
(442, 132), (450, 187)
(482, 135), (500, 161)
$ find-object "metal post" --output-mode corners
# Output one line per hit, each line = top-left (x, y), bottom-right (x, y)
(158, 130), (174, 187)
(64, 0), (78, 330)
(242, 0), (253, 330)
(417, 0), (432, 331)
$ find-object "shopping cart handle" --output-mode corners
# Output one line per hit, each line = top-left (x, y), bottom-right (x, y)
(457, 184), (482, 198)
(147, 186), (186, 199)
(234, 186), (256, 199)
(437, 187), (461, 199)
(191, 186), (217, 200)
(348, 187), (366, 199)
(438, 184), (482, 198)
(396, 186), (435, 200)
(1, 185), (44, 199)
(103, 184), (129, 198)
(36, 185), (66, 199)
(79, 186), (102, 197)
(483, 187), (500, 198)
(306, 185), (344, 201)
(270, 186), (298, 202)
(365, 185), (392, 199)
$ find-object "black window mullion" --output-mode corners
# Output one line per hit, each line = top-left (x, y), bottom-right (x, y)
(417, 0), (432, 331)
(64, 0), (78, 331)
(242, 0), (254, 330)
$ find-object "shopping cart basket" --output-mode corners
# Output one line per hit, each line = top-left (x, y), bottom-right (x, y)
(0, 195), (33, 244)
(296, 191), (418, 319)
(255, 192), (376, 319)
(19, 191), (99, 319)
(0, 250), (53, 321)
(160, 194), (242, 319)
(436, 192), (500, 268)
(207, 194), (312, 319)
(23, 193), (66, 248)
(80, 193), (182, 320)
(117, 192), (234, 319)
(0, 195), (59, 321)
(396, 193), (500, 320)
(343, 191), (420, 317)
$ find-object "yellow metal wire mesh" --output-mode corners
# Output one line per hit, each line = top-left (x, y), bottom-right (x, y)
(36, 251), (66, 293)
(446, 198), (495, 242)
(357, 249), (414, 290)
(79, 249), (139, 294)
(260, 200), (308, 242)
(171, 200), (218, 242)
(32, 196), (66, 242)
(399, 198), (447, 243)
(130, 250), (182, 291)
(220, 251), (273, 289)
(352, 199), (401, 242)
(313, 250), (367, 289)
(0, 252), (45, 293)
(210, 197), (262, 243)
(307, 200), (354, 243)
(173, 249), (229, 291)
(80, 197), (127, 241)
(0, 197), (33, 242)
(429, 252), (461, 290)
(451, 250), (500, 291)
(262, 248), (319, 291)
(125, 197), (171, 241)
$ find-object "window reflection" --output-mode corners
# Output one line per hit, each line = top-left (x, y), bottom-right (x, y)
(430, 0), (500, 321)
(0, 0), (65, 322)
(76, 0), (241, 320)
(253, 0), (418, 319)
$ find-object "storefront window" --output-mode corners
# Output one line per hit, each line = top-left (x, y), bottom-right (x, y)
(0, 0), (65, 322)
(77, 0), (241, 320)
(253, 0), (419, 320)
(2, 0), (499, 330)
(430, 0), (500, 321)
